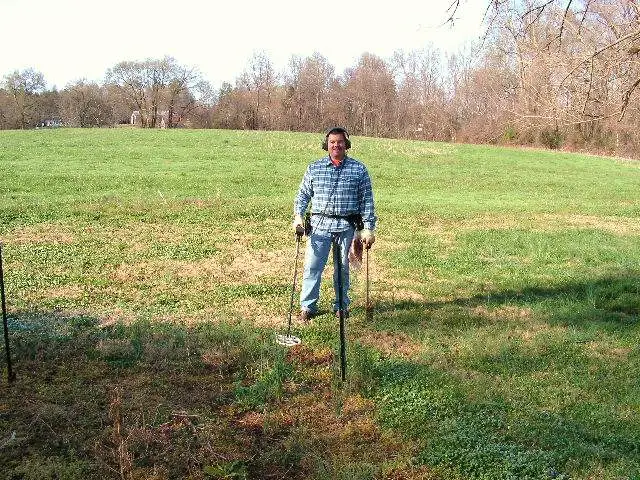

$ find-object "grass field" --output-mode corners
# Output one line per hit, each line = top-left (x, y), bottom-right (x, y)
(0, 128), (639, 479)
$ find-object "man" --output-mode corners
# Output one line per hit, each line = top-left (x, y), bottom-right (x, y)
(293, 127), (377, 322)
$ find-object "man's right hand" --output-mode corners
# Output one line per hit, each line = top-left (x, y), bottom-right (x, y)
(293, 214), (304, 234)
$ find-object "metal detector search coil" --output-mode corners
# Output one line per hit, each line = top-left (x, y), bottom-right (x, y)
(275, 334), (301, 347)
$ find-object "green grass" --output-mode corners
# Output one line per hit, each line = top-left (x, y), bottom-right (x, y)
(0, 128), (639, 479)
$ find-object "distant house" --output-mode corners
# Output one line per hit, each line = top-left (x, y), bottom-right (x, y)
(36, 119), (63, 128)
(130, 110), (183, 128)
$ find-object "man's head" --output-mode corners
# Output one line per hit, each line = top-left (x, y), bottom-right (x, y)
(322, 127), (351, 161)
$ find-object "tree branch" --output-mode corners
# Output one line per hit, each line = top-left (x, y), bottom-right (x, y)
(522, 0), (557, 33)
(445, 0), (462, 26)
(577, 0), (593, 35)
(582, 55), (595, 116)
(619, 75), (640, 120)
(557, 0), (574, 44)
(560, 28), (640, 86)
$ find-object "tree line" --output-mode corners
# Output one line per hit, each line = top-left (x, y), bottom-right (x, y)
(1, 0), (638, 158)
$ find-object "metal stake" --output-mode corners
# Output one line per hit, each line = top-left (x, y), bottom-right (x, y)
(333, 235), (346, 381)
(0, 244), (15, 383)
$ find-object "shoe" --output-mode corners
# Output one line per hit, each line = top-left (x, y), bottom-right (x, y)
(334, 310), (349, 319)
(298, 310), (315, 323)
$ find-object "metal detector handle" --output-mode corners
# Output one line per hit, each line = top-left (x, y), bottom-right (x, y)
(286, 228), (304, 338)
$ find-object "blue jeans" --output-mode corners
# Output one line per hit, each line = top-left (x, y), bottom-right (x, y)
(300, 228), (354, 314)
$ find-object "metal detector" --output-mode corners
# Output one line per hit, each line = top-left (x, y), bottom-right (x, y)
(333, 234), (347, 381)
(0, 243), (15, 383)
(275, 226), (304, 347)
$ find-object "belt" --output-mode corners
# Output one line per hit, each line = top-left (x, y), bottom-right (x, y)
(311, 213), (364, 230)
(311, 213), (357, 219)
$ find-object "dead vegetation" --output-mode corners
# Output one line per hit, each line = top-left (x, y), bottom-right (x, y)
(0, 318), (436, 480)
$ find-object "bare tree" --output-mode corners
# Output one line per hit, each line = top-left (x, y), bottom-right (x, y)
(391, 47), (450, 140)
(237, 52), (278, 129)
(458, 1), (640, 119)
(105, 60), (151, 126)
(283, 52), (335, 132)
(105, 56), (202, 128)
(0, 89), (12, 129)
(2, 68), (46, 129)
(447, 0), (640, 150)
(343, 53), (397, 137)
(212, 82), (251, 129)
(165, 68), (199, 128)
(60, 80), (113, 127)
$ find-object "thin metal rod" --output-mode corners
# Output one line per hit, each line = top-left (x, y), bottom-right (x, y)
(333, 235), (346, 382)
(286, 233), (302, 337)
(365, 244), (371, 320)
(0, 244), (15, 383)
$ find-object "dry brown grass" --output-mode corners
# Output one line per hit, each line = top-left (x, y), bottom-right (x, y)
(7, 224), (76, 244)
(584, 341), (632, 360)
(543, 214), (640, 236)
(471, 305), (533, 321)
(417, 213), (640, 237)
(42, 284), (86, 300)
(357, 330), (424, 359)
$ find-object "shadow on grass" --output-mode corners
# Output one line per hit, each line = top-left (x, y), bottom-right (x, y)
(0, 309), (314, 480)
(2, 269), (639, 480)
(371, 273), (639, 332)
(354, 273), (640, 479)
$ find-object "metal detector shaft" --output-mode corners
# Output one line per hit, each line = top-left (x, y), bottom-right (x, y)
(333, 235), (347, 382)
(0, 244), (15, 383)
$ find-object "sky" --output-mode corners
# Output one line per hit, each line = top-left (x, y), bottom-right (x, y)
(1, 0), (488, 90)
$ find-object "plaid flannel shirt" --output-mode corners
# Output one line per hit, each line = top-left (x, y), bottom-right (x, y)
(294, 155), (376, 234)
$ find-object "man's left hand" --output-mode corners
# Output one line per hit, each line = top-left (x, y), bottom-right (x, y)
(361, 229), (375, 249)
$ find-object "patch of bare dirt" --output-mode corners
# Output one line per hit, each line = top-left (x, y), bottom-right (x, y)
(226, 248), (293, 282)
(112, 259), (220, 282)
(425, 213), (640, 237)
(235, 411), (265, 433)
(286, 344), (333, 366)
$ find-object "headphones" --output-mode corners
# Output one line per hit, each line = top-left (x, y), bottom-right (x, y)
(321, 127), (351, 151)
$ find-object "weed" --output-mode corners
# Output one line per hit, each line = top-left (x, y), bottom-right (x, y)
(540, 129), (565, 149)
(234, 351), (292, 410)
